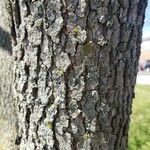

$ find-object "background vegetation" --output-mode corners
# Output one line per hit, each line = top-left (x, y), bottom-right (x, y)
(128, 85), (150, 150)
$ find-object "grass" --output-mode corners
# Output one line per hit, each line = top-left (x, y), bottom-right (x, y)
(128, 84), (150, 150)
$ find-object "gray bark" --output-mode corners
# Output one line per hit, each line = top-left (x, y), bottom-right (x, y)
(12, 0), (147, 150)
(0, 0), (17, 149)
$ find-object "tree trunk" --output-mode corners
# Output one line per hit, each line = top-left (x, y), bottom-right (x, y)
(12, 0), (147, 149)
(0, 0), (17, 149)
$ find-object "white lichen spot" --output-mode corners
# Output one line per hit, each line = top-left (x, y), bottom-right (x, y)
(77, 0), (87, 17)
(77, 27), (87, 44)
(56, 52), (71, 72)
(97, 7), (108, 24)
(91, 90), (99, 102)
(97, 34), (107, 46)
(99, 15), (106, 23)
(72, 109), (82, 119)
(87, 118), (96, 132)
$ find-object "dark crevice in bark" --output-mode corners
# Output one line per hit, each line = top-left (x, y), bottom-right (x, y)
(48, 36), (55, 67)
(22, 63), (30, 93)
(52, 106), (60, 150)
(71, 137), (78, 150)
(60, 0), (68, 21)
(84, 0), (91, 43)
(24, 63), (30, 76)
(64, 66), (77, 150)
(38, 106), (46, 124)
(117, 0), (125, 8)
(36, 19), (44, 76)
(23, 27), (29, 60)
(60, 0), (69, 53)
(32, 138), (37, 149)
(47, 37), (55, 105)
(24, 27), (28, 41)
(26, 107), (31, 125)
(61, 33), (68, 53)
(14, 0), (21, 28)
(26, 107), (31, 139)
(126, 0), (132, 20)
(45, 69), (50, 90)
(25, 1), (31, 16)
(64, 67), (71, 110)
(123, 59), (129, 88)
(37, 90), (54, 126)
(34, 25), (43, 99)
(32, 87), (38, 100)
(43, 144), (48, 150)
(15, 135), (22, 145)
(79, 65), (88, 133)
(74, 42), (79, 63)
(15, 115), (21, 146)
(125, 26), (134, 53)
(10, 3), (17, 47)
(37, 45), (42, 76)
(19, 47), (25, 61)
(114, 125), (122, 149)
(47, 37), (55, 104)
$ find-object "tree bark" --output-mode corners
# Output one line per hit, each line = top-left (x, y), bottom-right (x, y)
(0, 0), (17, 149)
(12, 0), (147, 149)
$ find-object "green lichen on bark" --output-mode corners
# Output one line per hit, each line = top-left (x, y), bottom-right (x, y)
(82, 42), (93, 55)
(73, 26), (79, 33)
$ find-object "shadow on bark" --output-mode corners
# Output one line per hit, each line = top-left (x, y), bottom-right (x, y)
(0, 26), (12, 54)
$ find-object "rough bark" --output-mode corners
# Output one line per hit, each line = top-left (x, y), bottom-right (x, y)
(12, 0), (147, 150)
(0, 0), (17, 149)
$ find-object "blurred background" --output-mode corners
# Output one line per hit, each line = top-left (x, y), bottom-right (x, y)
(128, 1), (150, 149)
